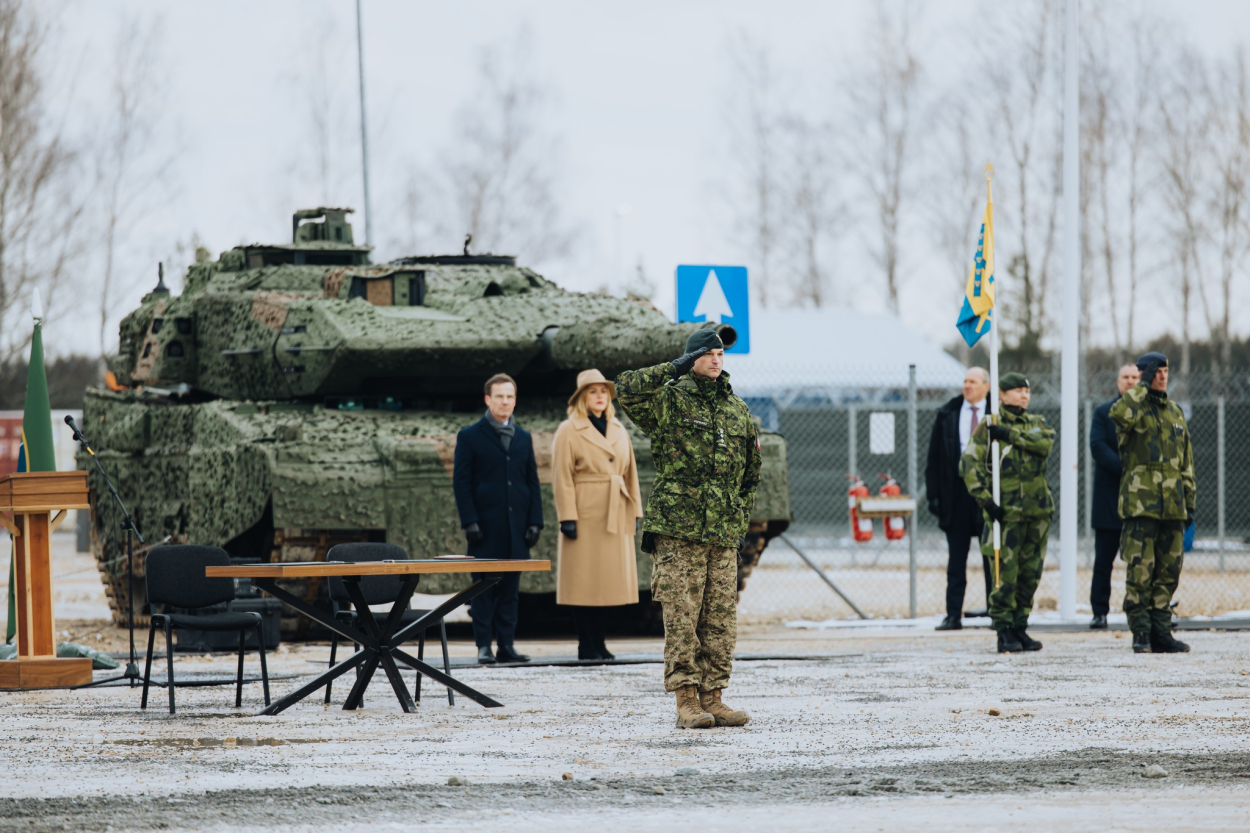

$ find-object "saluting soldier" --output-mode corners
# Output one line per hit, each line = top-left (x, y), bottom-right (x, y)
(960, 372), (1055, 654)
(1110, 352), (1196, 654)
(616, 329), (761, 729)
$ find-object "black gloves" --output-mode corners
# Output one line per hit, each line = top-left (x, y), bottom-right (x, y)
(982, 501), (1007, 524)
(641, 531), (657, 554)
(560, 521), (578, 540)
(1186, 511), (1195, 528)
(670, 346), (710, 378)
(464, 522), (484, 546)
(524, 525), (542, 548)
(988, 424), (1011, 442)
(1137, 352), (1167, 386)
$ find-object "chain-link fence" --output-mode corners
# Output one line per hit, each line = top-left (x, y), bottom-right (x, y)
(736, 365), (1250, 624)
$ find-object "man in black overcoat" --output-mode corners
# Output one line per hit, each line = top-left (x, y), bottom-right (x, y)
(453, 373), (544, 664)
(926, 367), (993, 630)
(1088, 363), (1141, 629)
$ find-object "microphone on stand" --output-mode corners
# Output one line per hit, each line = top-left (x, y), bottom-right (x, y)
(64, 414), (94, 455)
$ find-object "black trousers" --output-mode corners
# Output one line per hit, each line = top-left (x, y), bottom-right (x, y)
(570, 606), (608, 653)
(470, 571), (521, 648)
(944, 489), (991, 618)
(1089, 527), (1122, 617)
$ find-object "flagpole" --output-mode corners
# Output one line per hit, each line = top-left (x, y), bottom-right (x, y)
(986, 166), (1001, 588)
(1058, 0), (1081, 621)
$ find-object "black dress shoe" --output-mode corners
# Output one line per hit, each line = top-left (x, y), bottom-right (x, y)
(1014, 628), (1043, 651)
(596, 641), (616, 661)
(1090, 614), (1108, 630)
(477, 646), (497, 664)
(935, 615), (962, 631)
(495, 645), (530, 663)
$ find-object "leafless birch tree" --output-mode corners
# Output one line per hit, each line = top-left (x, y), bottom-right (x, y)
(94, 14), (177, 355)
(0, 0), (84, 365)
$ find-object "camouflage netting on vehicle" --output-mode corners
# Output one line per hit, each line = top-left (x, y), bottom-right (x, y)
(86, 208), (791, 635)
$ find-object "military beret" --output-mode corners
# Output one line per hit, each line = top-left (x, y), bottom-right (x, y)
(684, 329), (725, 354)
(1136, 351), (1168, 371)
(999, 372), (1029, 391)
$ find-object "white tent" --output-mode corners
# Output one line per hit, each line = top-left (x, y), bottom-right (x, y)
(721, 309), (968, 398)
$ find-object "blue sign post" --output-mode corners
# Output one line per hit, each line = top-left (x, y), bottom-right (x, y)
(675, 265), (750, 354)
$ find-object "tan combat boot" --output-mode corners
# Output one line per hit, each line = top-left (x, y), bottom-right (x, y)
(675, 684), (715, 729)
(699, 689), (749, 726)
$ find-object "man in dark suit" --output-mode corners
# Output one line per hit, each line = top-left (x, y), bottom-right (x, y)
(1088, 363), (1141, 629)
(926, 367), (993, 630)
(453, 373), (544, 664)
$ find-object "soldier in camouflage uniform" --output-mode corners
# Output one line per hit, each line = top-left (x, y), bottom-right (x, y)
(1110, 352), (1195, 654)
(960, 372), (1055, 654)
(616, 329), (762, 729)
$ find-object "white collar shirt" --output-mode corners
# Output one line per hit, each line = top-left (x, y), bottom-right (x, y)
(958, 397), (987, 453)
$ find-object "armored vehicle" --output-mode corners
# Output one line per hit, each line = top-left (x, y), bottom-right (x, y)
(85, 208), (790, 636)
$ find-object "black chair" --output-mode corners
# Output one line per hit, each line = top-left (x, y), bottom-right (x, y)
(140, 545), (271, 715)
(323, 542), (455, 706)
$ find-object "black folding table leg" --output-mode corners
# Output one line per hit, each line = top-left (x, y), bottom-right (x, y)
(256, 623), (271, 706)
(342, 653), (382, 711)
(324, 634), (339, 704)
(235, 631), (246, 708)
(140, 624), (157, 710)
(440, 624), (454, 706)
(392, 647), (503, 708)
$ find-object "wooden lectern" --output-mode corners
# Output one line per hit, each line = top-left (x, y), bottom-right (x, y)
(0, 471), (93, 688)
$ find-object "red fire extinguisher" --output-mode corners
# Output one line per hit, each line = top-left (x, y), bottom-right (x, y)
(878, 473), (906, 541)
(848, 475), (873, 543)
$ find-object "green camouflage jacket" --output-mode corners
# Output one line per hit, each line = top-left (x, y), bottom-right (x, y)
(1109, 383), (1196, 521)
(959, 405), (1055, 521)
(615, 363), (762, 547)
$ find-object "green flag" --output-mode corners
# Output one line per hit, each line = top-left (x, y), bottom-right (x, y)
(6, 292), (55, 643)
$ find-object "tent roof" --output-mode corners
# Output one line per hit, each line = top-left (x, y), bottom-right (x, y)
(721, 309), (969, 394)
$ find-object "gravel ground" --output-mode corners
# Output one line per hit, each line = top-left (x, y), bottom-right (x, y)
(2, 627), (1249, 831)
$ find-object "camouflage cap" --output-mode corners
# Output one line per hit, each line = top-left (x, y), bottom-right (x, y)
(999, 371), (1029, 391)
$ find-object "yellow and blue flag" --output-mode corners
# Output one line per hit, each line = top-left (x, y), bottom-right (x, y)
(956, 197), (994, 347)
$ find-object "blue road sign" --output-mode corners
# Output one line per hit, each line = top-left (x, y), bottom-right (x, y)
(675, 265), (750, 354)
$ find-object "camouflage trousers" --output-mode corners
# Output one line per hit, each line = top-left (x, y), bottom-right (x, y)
(650, 535), (737, 693)
(1120, 518), (1185, 636)
(979, 516), (1051, 632)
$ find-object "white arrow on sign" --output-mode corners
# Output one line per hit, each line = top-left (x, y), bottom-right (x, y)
(693, 269), (733, 323)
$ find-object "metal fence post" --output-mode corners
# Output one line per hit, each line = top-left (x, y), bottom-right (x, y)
(908, 364), (917, 619)
(1219, 393), (1226, 573)
(847, 404), (858, 480)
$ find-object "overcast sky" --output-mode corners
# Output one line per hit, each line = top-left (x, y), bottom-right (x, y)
(42, 0), (1250, 357)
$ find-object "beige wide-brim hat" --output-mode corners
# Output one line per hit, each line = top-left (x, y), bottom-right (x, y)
(568, 368), (616, 407)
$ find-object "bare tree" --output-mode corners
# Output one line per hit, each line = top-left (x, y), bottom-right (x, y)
(1156, 46), (1212, 384)
(845, 0), (922, 315)
(922, 94), (987, 362)
(980, 0), (1064, 361)
(94, 13), (177, 355)
(781, 116), (844, 308)
(723, 36), (786, 308)
(440, 30), (575, 265)
(1197, 47), (1250, 385)
(0, 0), (84, 365)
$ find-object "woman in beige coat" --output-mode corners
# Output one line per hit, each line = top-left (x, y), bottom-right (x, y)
(552, 369), (643, 660)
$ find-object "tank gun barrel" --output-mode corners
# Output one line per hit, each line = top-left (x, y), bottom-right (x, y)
(545, 320), (736, 372)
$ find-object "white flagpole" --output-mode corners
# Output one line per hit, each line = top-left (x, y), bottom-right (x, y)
(987, 167), (1001, 587)
(1059, 0), (1081, 621)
